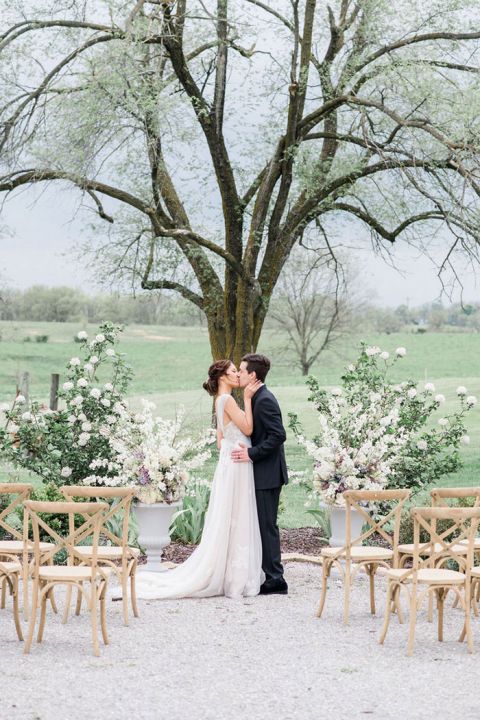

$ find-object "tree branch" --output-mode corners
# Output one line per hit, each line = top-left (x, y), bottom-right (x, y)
(140, 278), (205, 309)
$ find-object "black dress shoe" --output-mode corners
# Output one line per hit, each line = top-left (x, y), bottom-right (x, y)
(259, 579), (288, 595)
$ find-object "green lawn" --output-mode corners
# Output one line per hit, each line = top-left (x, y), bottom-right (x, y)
(1, 321), (479, 527)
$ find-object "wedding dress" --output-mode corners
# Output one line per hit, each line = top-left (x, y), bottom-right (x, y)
(130, 394), (264, 600)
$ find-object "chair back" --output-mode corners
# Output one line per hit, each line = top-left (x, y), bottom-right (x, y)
(0, 483), (32, 542)
(397, 506), (480, 583)
(429, 488), (480, 549)
(341, 489), (411, 564)
(24, 500), (108, 577)
(61, 486), (135, 553)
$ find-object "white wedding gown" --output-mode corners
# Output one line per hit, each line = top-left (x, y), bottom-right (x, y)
(131, 394), (264, 600)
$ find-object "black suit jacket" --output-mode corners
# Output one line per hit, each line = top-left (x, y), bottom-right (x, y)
(247, 385), (289, 490)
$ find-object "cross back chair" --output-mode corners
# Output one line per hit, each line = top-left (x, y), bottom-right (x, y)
(0, 483), (57, 618)
(61, 486), (139, 625)
(318, 489), (411, 624)
(24, 500), (111, 657)
(379, 506), (480, 656)
(0, 557), (23, 641)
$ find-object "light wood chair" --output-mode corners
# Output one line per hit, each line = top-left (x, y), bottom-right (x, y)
(23, 500), (111, 657)
(0, 483), (57, 618)
(379, 506), (480, 655)
(317, 489), (411, 624)
(0, 559), (23, 641)
(60, 486), (140, 625)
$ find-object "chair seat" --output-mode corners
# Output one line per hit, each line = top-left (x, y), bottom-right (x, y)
(469, 567), (480, 578)
(387, 568), (465, 585)
(0, 560), (22, 574)
(73, 545), (140, 560)
(0, 540), (55, 554)
(398, 542), (468, 556)
(38, 566), (113, 582)
(458, 538), (480, 550)
(321, 545), (393, 561)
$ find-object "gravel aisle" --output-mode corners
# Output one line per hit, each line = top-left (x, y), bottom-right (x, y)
(1, 562), (479, 720)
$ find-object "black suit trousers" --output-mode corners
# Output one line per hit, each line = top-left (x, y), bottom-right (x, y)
(255, 486), (284, 583)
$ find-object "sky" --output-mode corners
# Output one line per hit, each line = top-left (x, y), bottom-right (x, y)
(1, 184), (478, 307)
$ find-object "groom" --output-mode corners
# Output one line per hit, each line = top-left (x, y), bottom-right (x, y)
(232, 354), (289, 595)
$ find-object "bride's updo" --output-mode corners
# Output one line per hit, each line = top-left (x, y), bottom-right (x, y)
(203, 359), (232, 396)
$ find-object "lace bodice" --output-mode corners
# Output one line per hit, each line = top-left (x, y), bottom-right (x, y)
(216, 394), (251, 447)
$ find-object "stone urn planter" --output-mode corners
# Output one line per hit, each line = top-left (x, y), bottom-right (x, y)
(328, 505), (365, 547)
(133, 501), (182, 572)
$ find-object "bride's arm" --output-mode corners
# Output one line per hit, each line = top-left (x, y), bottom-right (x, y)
(224, 382), (262, 436)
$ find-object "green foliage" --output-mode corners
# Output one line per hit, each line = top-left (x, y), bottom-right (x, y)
(170, 479), (211, 545)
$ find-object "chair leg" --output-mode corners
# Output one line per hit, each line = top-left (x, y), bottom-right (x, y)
(22, 558), (30, 621)
(316, 561), (330, 619)
(100, 582), (109, 646)
(131, 567), (139, 619)
(24, 579), (39, 654)
(37, 589), (48, 643)
(63, 585), (73, 624)
(379, 581), (393, 645)
(393, 585), (404, 624)
(12, 575), (24, 642)
(437, 589), (444, 642)
(368, 564), (376, 615)
(407, 587), (418, 656)
(1, 577), (6, 609)
(75, 584), (83, 615)
(121, 573), (129, 626)
(90, 584), (100, 657)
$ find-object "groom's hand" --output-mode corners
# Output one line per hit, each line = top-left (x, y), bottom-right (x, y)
(231, 443), (251, 463)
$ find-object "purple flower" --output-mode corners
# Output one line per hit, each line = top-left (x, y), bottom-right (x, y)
(138, 467), (151, 485)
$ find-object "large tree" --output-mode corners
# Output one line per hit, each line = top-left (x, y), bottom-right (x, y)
(1, 0), (479, 360)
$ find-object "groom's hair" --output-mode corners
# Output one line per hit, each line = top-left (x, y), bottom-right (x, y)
(241, 353), (271, 382)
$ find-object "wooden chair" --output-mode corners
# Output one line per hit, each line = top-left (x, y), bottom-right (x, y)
(23, 500), (111, 657)
(0, 483), (56, 618)
(0, 559), (23, 641)
(379, 506), (480, 655)
(61, 486), (140, 625)
(317, 489), (411, 624)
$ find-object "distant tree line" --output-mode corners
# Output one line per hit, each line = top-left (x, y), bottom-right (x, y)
(0, 285), (205, 326)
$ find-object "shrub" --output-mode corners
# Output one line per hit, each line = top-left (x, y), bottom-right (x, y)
(35, 335), (49, 343)
(170, 478), (211, 544)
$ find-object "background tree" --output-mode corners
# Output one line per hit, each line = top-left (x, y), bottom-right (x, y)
(1, 1), (479, 360)
(269, 249), (355, 375)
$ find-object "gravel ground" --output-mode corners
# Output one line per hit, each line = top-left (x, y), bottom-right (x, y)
(1, 562), (479, 720)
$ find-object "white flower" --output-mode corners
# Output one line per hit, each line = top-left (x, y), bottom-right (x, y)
(380, 351), (390, 360)
(70, 357), (81, 366)
(395, 347), (407, 357)
(99, 425), (111, 437)
(16, 394), (26, 404)
(67, 415), (77, 424)
(407, 388), (417, 399)
(95, 334), (105, 343)
(21, 411), (32, 421)
(0, 402), (10, 411)
(106, 415), (117, 425)
(81, 421), (92, 432)
(106, 348), (115, 357)
(113, 402), (124, 415)
(347, 364), (355, 372)
(78, 413), (87, 422)
(78, 432), (91, 446)
(457, 386), (467, 396)
(104, 383), (114, 392)
(438, 418), (449, 426)
(435, 394), (445, 403)
(77, 378), (88, 388)
(89, 356), (99, 365)
(331, 387), (342, 396)
(90, 388), (101, 399)
(416, 440), (428, 451)
(101, 398), (111, 407)
(424, 383), (435, 393)
(77, 331), (88, 340)
(70, 395), (84, 407)
(466, 396), (477, 406)
(62, 382), (74, 391)
(393, 385), (402, 393)
(461, 435), (471, 445)
(365, 346), (381, 356)
(84, 363), (94, 373)
(61, 467), (72, 478)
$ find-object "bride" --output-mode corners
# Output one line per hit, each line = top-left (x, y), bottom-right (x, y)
(130, 359), (265, 600)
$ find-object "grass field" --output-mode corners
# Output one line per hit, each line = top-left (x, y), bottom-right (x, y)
(0, 321), (479, 527)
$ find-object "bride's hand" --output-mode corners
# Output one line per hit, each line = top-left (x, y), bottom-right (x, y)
(244, 380), (263, 400)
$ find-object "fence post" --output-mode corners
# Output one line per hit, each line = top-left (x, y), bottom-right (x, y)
(20, 371), (30, 404)
(49, 373), (60, 411)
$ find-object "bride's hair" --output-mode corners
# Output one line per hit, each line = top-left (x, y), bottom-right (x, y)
(203, 359), (232, 396)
